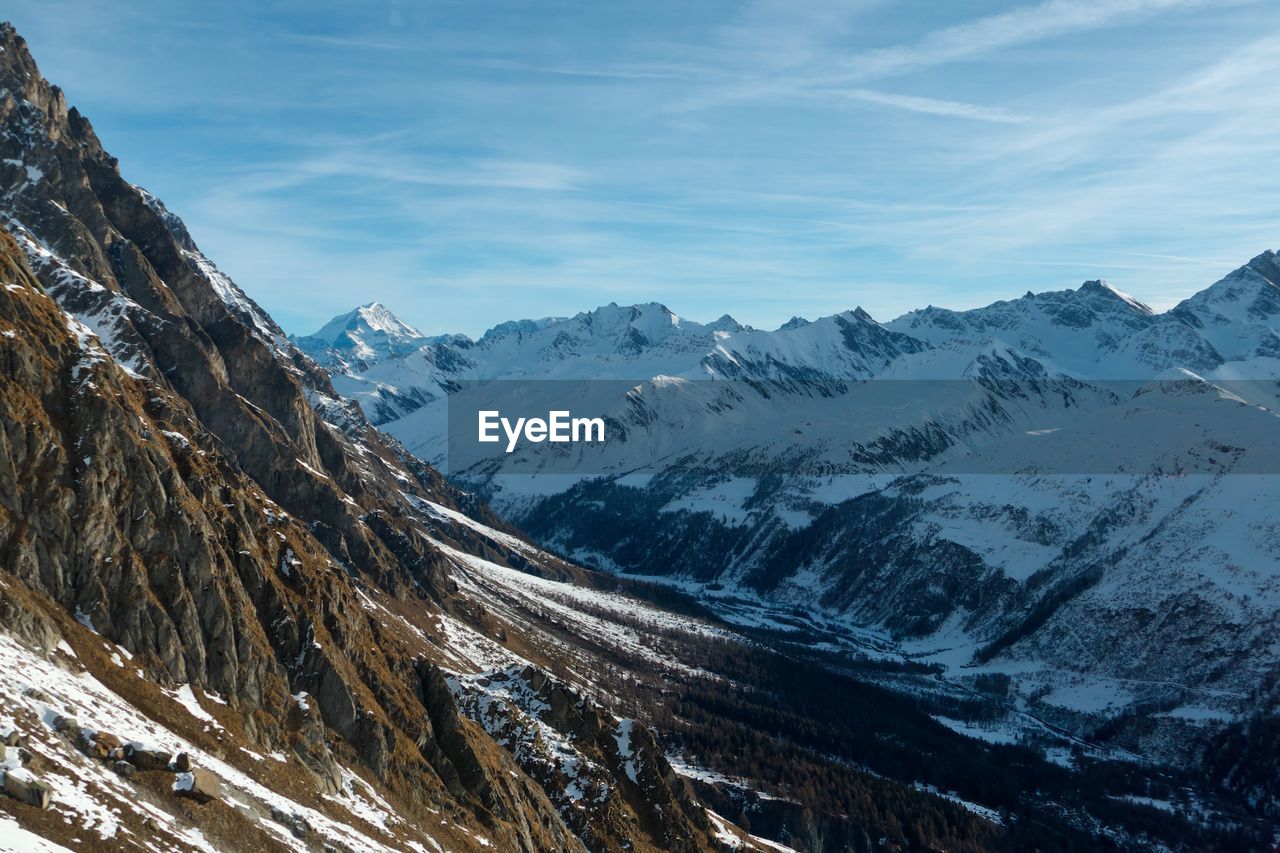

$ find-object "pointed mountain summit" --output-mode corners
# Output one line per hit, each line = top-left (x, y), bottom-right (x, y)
(292, 302), (429, 369)
(1077, 279), (1154, 315)
(565, 301), (747, 352)
(1164, 250), (1280, 361)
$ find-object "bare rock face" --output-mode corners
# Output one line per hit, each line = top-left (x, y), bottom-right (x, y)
(0, 591), (59, 654)
(283, 691), (344, 794)
(444, 663), (715, 853)
(173, 768), (221, 803)
(124, 744), (173, 773)
(3, 767), (52, 809)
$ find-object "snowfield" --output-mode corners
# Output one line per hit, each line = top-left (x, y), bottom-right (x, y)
(0, 632), (444, 852)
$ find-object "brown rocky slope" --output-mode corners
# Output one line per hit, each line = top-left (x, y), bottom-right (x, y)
(0, 21), (723, 852)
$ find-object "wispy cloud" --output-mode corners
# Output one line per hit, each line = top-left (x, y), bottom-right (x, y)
(230, 153), (585, 195)
(471, 58), (714, 81)
(674, 0), (1249, 114)
(827, 0), (1237, 83)
(716, 0), (874, 67)
(1096, 249), (1239, 265)
(836, 88), (1029, 123)
(278, 32), (432, 52)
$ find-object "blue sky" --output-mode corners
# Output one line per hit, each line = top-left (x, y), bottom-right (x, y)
(7, 0), (1280, 337)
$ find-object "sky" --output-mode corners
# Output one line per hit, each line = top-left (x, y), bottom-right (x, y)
(6, 0), (1280, 338)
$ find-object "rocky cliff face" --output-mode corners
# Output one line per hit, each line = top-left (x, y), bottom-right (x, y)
(0, 22), (730, 851)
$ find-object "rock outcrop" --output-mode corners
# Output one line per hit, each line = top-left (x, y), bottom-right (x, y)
(2, 768), (51, 809)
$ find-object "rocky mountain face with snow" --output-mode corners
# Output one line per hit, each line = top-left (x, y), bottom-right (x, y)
(311, 243), (1280, 842)
(0, 24), (753, 852)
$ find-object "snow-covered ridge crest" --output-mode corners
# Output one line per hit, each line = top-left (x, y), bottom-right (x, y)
(306, 249), (1278, 423)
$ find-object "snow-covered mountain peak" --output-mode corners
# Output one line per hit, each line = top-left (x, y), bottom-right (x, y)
(303, 301), (424, 345)
(884, 277), (1162, 376)
(580, 301), (679, 340)
(1176, 250), (1280, 323)
(573, 301), (746, 343)
(890, 278), (1155, 337)
(467, 301), (751, 366)
(1162, 250), (1280, 363)
(348, 302), (425, 338)
(292, 302), (429, 370)
(478, 315), (565, 344)
(708, 312), (745, 332)
(1077, 279), (1154, 315)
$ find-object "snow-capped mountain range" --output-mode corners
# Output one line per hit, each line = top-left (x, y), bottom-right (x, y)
(296, 257), (1280, 422)
(299, 255), (1280, 776)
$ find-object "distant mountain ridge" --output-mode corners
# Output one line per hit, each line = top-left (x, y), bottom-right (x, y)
(298, 256), (1280, 432)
